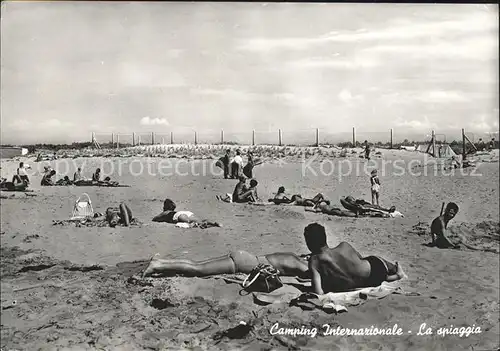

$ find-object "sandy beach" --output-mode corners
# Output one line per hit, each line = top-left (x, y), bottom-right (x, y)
(0, 148), (498, 351)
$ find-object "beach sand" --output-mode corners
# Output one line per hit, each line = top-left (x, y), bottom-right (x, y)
(1, 149), (498, 350)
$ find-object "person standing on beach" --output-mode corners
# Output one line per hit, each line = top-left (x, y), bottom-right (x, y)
(231, 150), (243, 179)
(370, 169), (380, 206)
(430, 202), (459, 248)
(222, 149), (231, 179)
(364, 140), (370, 160)
(305, 223), (406, 293)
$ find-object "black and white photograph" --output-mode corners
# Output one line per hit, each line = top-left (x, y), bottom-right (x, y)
(0, 2), (498, 350)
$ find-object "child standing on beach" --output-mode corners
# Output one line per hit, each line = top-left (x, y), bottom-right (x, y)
(370, 169), (380, 206)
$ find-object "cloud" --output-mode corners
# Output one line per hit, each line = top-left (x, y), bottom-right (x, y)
(289, 57), (379, 70)
(238, 12), (497, 52)
(338, 89), (363, 104)
(140, 116), (169, 126)
(394, 116), (437, 130)
(467, 114), (498, 131)
(364, 36), (498, 62)
(415, 91), (468, 103)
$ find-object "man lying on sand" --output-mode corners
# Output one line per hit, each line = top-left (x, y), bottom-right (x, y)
(106, 203), (134, 227)
(0, 178), (29, 192)
(152, 198), (221, 228)
(430, 202), (459, 248)
(142, 250), (309, 278)
(305, 223), (406, 293)
(305, 201), (357, 217)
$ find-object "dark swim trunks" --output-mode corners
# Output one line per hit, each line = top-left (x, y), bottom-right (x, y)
(364, 256), (389, 287)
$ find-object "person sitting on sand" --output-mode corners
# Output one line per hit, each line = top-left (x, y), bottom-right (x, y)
(152, 198), (221, 228)
(74, 167), (83, 182)
(106, 203), (134, 227)
(430, 202), (459, 248)
(92, 168), (101, 182)
(55, 176), (73, 186)
(14, 162), (30, 185)
(41, 170), (56, 186)
(232, 176), (257, 203)
(305, 223), (406, 293)
(142, 249), (309, 278)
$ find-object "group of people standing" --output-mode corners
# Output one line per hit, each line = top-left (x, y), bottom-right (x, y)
(219, 149), (260, 180)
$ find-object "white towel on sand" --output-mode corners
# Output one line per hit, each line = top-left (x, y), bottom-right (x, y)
(317, 282), (401, 312)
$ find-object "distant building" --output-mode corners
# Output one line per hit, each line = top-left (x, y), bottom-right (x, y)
(0, 146), (28, 159)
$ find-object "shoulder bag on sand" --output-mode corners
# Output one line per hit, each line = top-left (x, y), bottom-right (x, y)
(242, 264), (283, 293)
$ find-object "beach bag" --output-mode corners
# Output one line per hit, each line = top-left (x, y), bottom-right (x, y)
(71, 193), (94, 220)
(242, 264), (283, 293)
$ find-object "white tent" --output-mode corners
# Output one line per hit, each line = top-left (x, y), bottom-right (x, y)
(416, 143), (456, 158)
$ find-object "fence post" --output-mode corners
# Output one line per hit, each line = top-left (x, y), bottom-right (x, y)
(132, 132), (136, 146)
(151, 132), (155, 145)
(170, 131), (174, 144)
(462, 129), (466, 160)
(278, 129), (282, 146)
(390, 128), (393, 149)
(91, 132), (94, 144)
(252, 130), (255, 146)
(221, 129), (224, 144)
(315, 128), (319, 147)
(111, 133), (114, 147)
(138, 135), (141, 146)
(194, 131), (197, 145)
(352, 127), (356, 147)
(116, 134), (120, 149)
(432, 130), (436, 157)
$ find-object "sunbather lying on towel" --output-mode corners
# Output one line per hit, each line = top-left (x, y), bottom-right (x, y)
(286, 193), (329, 207)
(55, 176), (73, 186)
(152, 198), (221, 228)
(106, 203), (134, 227)
(341, 196), (402, 217)
(305, 201), (357, 217)
(142, 250), (309, 278)
(0, 178), (29, 191)
(305, 223), (406, 293)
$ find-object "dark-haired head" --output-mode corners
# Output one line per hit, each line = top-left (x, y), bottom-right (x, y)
(96, 168), (101, 173)
(163, 198), (176, 212)
(278, 186), (285, 193)
(236, 150), (241, 155)
(19, 162), (24, 167)
(249, 179), (258, 188)
(50, 170), (56, 176)
(304, 223), (327, 253)
(445, 202), (459, 220)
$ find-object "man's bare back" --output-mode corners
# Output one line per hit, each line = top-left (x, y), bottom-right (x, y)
(304, 223), (406, 294)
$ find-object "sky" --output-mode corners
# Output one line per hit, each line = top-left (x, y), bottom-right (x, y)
(1, 2), (498, 145)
